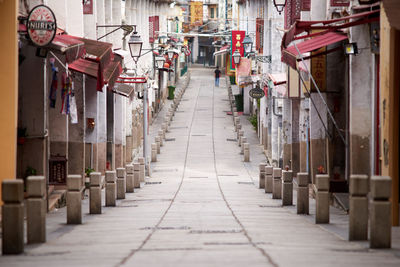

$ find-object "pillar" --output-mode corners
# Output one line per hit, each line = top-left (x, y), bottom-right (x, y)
(134, 163), (140, 189)
(259, 163), (266, 189)
(370, 176), (392, 248)
(67, 175), (83, 224)
(297, 173), (309, 214)
(27, 176), (46, 243)
(116, 168), (126, 199)
(349, 174), (368, 241)
(105, 170), (116, 207)
(265, 166), (273, 193)
(272, 168), (282, 199)
(282, 170), (293, 206)
(90, 172), (102, 214)
(1, 179), (24, 254)
(315, 174), (329, 224)
(126, 164), (134, 193)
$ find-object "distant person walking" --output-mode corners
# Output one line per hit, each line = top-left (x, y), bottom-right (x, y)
(214, 66), (221, 87)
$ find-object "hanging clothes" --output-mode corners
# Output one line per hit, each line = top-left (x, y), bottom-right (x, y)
(60, 73), (71, 115)
(69, 81), (78, 124)
(49, 58), (58, 108)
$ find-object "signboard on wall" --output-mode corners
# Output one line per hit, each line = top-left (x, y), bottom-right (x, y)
(27, 5), (57, 47)
(288, 66), (300, 98)
(231, 30), (245, 70)
(83, 0), (93, 14)
(190, 1), (203, 26)
(310, 47), (327, 92)
(149, 16), (159, 43)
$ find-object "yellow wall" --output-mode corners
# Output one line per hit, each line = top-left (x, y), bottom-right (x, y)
(0, 0), (18, 204)
(380, 5), (399, 226)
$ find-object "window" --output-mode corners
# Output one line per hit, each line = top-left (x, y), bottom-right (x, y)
(210, 7), (214, 19)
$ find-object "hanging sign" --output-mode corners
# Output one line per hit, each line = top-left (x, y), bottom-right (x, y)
(249, 87), (265, 99)
(83, 0), (94, 15)
(27, 5), (57, 47)
(231, 30), (245, 69)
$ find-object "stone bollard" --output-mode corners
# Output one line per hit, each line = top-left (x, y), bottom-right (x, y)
(89, 172), (102, 214)
(265, 166), (273, 193)
(315, 174), (330, 224)
(259, 163), (267, 189)
(349, 174), (368, 241)
(162, 122), (168, 133)
(272, 168), (282, 199)
(240, 137), (247, 154)
(151, 143), (157, 162)
(243, 143), (250, 162)
(134, 163), (141, 188)
(282, 170), (293, 206)
(67, 175), (83, 224)
(116, 168), (126, 200)
(158, 130), (164, 146)
(138, 157), (145, 183)
(370, 176), (392, 248)
(126, 164), (134, 193)
(238, 130), (244, 146)
(2, 179), (24, 254)
(234, 117), (239, 129)
(26, 176), (46, 244)
(155, 136), (161, 154)
(105, 171), (116, 207)
(297, 173), (309, 214)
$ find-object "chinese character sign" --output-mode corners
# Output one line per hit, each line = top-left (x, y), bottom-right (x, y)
(190, 2), (203, 26)
(311, 47), (326, 92)
(149, 16), (159, 43)
(231, 30), (245, 69)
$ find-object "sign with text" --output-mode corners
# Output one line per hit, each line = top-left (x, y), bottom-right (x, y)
(231, 30), (245, 70)
(27, 5), (57, 47)
(149, 16), (159, 43)
(249, 87), (265, 99)
(310, 47), (326, 92)
(190, 2), (203, 26)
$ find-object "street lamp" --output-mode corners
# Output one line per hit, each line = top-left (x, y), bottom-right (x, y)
(273, 0), (287, 15)
(167, 49), (175, 60)
(128, 32), (143, 63)
(242, 35), (253, 55)
(155, 56), (166, 69)
(232, 49), (241, 65)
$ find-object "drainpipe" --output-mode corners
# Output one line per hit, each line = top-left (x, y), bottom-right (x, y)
(43, 58), (50, 212)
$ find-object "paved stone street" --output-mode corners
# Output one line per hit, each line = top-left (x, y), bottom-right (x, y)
(1, 68), (399, 267)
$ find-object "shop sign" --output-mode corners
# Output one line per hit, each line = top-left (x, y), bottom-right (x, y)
(149, 16), (160, 43)
(27, 5), (57, 47)
(249, 87), (265, 99)
(310, 47), (326, 92)
(231, 30), (245, 69)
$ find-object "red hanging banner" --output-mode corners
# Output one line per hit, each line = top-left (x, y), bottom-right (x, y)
(230, 30), (245, 70)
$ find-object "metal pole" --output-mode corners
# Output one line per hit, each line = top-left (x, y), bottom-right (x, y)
(143, 84), (149, 176)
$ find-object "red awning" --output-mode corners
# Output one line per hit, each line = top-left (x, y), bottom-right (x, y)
(268, 73), (286, 86)
(68, 58), (98, 78)
(69, 36), (113, 67)
(47, 35), (86, 63)
(282, 32), (348, 69)
(69, 58), (122, 91)
(282, 9), (379, 49)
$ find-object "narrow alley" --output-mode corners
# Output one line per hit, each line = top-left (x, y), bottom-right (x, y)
(1, 68), (399, 267)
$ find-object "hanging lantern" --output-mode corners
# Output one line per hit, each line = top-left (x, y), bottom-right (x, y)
(128, 32), (143, 63)
(155, 56), (166, 69)
(273, 0), (287, 15)
(242, 35), (253, 55)
(232, 49), (241, 65)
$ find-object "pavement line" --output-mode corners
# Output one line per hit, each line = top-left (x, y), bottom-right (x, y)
(212, 78), (279, 267)
(117, 73), (201, 267)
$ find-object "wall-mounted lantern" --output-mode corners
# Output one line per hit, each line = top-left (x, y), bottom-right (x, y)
(273, 0), (287, 15)
(232, 49), (241, 65)
(344, 43), (358, 55)
(128, 32), (143, 63)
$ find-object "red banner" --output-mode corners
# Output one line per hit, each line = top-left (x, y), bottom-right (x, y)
(231, 30), (245, 69)
(83, 0), (93, 14)
(149, 16), (159, 43)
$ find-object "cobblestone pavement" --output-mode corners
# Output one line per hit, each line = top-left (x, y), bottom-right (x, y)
(1, 68), (399, 267)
